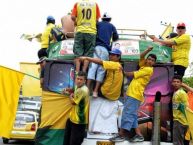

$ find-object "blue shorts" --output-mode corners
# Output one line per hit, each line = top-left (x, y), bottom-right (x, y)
(121, 96), (141, 131)
(87, 45), (109, 82)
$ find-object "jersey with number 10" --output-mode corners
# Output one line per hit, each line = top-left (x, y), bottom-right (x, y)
(72, 1), (100, 34)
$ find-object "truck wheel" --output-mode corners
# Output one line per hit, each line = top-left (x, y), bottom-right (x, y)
(2, 138), (9, 144)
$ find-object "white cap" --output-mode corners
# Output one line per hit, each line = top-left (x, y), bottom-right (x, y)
(102, 12), (111, 19)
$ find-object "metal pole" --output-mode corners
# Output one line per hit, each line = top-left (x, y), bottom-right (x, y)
(152, 91), (161, 145)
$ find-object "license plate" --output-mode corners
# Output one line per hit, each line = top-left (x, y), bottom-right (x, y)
(14, 124), (25, 128)
(96, 141), (115, 145)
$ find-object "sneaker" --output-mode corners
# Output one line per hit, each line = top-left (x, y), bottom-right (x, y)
(129, 134), (144, 142)
(92, 92), (98, 98)
(109, 135), (125, 142)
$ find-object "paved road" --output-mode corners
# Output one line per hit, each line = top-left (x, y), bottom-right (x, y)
(0, 138), (34, 145)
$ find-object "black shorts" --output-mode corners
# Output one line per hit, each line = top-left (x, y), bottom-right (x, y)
(174, 65), (187, 77)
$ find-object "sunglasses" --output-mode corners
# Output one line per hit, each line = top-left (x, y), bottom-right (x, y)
(177, 26), (185, 29)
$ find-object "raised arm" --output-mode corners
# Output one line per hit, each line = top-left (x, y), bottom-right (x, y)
(140, 46), (153, 59)
(80, 57), (103, 65)
(181, 83), (193, 93)
(147, 34), (176, 46)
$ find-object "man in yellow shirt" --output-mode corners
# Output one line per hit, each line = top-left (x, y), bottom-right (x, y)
(110, 46), (157, 142)
(62, 71), (89, 145)
(71, 0), (101, 73)
(148, 22), (191, 77)
(80, 48), (123, 101)
(38, 16), (55, 58)
(172, 75), (189, 145)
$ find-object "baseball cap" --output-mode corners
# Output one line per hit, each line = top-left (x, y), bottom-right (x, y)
(166, 32), (178, 38)
(36, 56), (47, 64)
(47, 15), (55, 21)
(109, 48), (122, 55)
(102, 12), (111, 19)
(177, 22), (186, 28)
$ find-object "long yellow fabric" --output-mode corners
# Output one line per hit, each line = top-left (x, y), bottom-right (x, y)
(185, 108), (193, 139)
(20, 62), (42, 96)
(0, 66), (24, 138)
(39, 91), (72, 129)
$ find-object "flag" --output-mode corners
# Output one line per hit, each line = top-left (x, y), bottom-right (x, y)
(0, 66), (25, 138)
(20, 33), (42, 42)
(160, 23), (173, 40)
(20, 62), (42, 96)
(35, 91), (72, 145)
(185, 107), (193, 138)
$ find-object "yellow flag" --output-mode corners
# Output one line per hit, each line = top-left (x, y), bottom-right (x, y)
(161, 23), (173, 40)
(0, 66), (24, 138)
(20, 62), (42, 96)
(185, 107), (193, 138)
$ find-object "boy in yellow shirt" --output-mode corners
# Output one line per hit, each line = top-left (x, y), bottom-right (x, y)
(62, 71), (89, 145)
(110, 46), (157, 142)
(172, 75), (189, 145)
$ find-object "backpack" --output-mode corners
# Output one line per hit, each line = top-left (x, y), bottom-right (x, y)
(51, 26), (66, 42)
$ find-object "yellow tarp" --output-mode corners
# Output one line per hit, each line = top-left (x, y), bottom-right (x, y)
(20, 62), (42, 96)
(0, 66), (24, 138)
(186, 107), (193, 139)
(39, 91), (72, 129)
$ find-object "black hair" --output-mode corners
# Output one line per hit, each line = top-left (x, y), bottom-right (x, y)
(77, 71), (87, 79)
(102, 18), (111, 22)
(172, 75), (183, 82)
(147, 53), (157, 61)
(47, 19), (55, 25)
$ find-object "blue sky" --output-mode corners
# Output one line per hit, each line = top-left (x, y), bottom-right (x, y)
(0, 0), (192, 75)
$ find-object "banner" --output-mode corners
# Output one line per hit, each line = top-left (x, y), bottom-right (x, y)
(48, 39), (172, 63)
(35, 91), (72, 145)
(139, 40), (172, 63)
(20, 62), (42, 96)
(0, 66), (24, 138)
(47, 39), (75, 60)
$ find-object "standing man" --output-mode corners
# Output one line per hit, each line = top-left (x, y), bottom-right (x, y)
(80, 48), (123, 101)
(87, 12), (119, 97)
(38, 16), (55, 58)
(110, 46), (157, 142)
(71, 0), (101, 73)
(147, 22), (191, 77)
(63, 71), (89, 145)
(172, 75), (189, 145)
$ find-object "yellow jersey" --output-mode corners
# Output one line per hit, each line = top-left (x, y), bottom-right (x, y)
(72, 0), (100, 34)
(70, 85), (89, 124)
(172, 88), (189, 125)
(126, 59), (153, 102)
(101, 61), (123, 101)
(41, 23), (55, 48)
(172, 34), (191, 67)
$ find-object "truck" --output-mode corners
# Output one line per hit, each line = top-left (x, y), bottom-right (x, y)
(33, 28), (177, 145)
